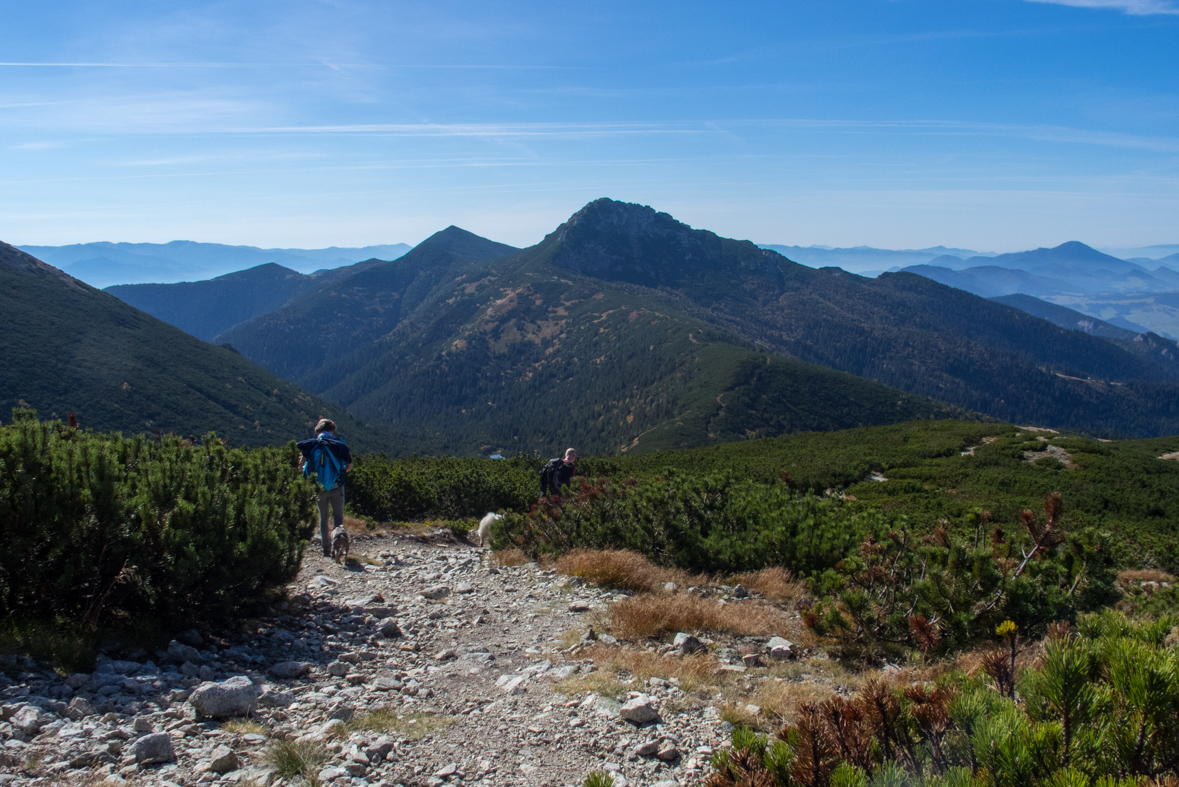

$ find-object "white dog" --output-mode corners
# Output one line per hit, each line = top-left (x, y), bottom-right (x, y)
(475, 512), (502, 548)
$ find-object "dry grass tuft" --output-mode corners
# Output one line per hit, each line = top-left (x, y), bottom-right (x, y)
(610, 593), (788, 640)
(264, 738), (327, 780)
(729, 567), (807, 605)
(1117, 569), (1176, 586)
(490, 548), (530, 568)
(553, 671), (631, 699)
(556, 549), (689, 592)
(579, 642), (722, 693)
(719, 702), (762, 729)
(347, 708), (453, 740)
(221, 718), (267, 735)
(754, 679), (837, 725)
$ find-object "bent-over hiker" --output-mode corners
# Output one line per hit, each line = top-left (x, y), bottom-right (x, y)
(297, 418), (353, 557)
(539, 447), (577, 499)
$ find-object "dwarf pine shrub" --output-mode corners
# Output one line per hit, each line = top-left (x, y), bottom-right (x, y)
(706, 611), (1179, 787)
(0, 410), (315, 635)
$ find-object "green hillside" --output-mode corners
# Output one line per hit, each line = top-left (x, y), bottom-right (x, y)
(539, 199), (1179, 437)
(104, 257), (393, 341)
(0, 242), (378, 450)
(218, 228), (973, 455)
(217, 199), (1179, 449)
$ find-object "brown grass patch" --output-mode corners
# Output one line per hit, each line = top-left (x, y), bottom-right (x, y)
(1117, 569), (1176, 586)
(578, 642), (722, 693)
(490, 548), (530, 567)
(729, 568), (806, 605)
(556, 549), (690, 592)
(755, 679), (837, 725)
(610, 593), (789, 640)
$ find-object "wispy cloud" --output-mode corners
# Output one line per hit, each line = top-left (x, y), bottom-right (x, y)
(747, 119), (1179, 153)
(12, 141), (65, 150)
(1023, 0), (1179, 15)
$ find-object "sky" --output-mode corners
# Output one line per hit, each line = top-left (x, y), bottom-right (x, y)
(2, 0), (1178, 252)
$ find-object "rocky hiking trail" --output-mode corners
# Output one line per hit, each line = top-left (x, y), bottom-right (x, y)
(0, 529), (818, 787)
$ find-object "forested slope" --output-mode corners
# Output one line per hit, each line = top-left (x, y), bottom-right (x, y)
(0, 242), (378, 449)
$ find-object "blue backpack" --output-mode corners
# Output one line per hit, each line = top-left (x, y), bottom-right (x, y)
(300, 435), (346, 491)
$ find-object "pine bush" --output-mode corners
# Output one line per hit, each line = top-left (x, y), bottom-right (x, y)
(0, 411), (316, 633)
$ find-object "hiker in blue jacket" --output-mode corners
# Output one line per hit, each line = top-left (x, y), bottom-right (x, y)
(297, 418), (353, 557)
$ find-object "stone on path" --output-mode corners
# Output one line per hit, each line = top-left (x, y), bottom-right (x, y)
(379, 620), (403, 639)
(620, 694), (659, 724)
(766, 636), (794, 660)
(421, 585), (450, 600)
(209, 744), (239, 773)
(673, 632), (705, 654)
(269, 661), (311, 679)
(568, 601), (592, 613)
(188, 676), (260, 718)
(132, 732), (176, 765)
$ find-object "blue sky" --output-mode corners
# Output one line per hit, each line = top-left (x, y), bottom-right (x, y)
(3, 0), (1177, 251)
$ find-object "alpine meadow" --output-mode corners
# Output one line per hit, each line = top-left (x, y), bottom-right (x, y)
(5, 3), (1179, 785)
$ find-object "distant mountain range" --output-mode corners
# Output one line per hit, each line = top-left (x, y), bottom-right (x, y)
(15, 240), (412, 288)
(1098, 244), (1179, 261)
(0, 241), (379, 450)
(895, 241), (1179, 339)
(757, 244), (995, 275)
(195, 199), (1179, 445)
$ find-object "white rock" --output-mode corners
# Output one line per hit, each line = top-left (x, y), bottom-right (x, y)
(766, 636), (794, 660)
(11, 706), (44, 735)
(497, 675), (527, 695)
(421, 585), (450, 600)
(619, 694), (659, 724)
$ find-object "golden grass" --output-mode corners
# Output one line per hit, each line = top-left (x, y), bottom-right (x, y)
(754, 679), (837, 726)
(553, 671), (631, 699)
(221, 718), (267, 735)
(490, 548), (530, 567)
(610, 593), (789, 640)
(346, 709), (453, 740)
(729, 568), (806, 605)
(555, 549), (806, 606)
(579, 642), (723, 693)
(1117, 569), (1176, 586)
(556, 549), (690, 592)
(719, 702), (761, 729)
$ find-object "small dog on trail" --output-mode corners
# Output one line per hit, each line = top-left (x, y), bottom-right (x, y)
(330, 525), (351, 562)
(475, 512), (502, 548)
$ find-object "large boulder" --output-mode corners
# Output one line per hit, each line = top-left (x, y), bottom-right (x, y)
(189, 676), (260, 719)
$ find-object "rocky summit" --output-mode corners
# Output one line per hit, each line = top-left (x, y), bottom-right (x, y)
(0, 530), (813, 787)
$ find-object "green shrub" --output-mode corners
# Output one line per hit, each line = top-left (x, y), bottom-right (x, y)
(0, 411), (315, 638)
(706, 611), (1179, 787)
(806, 496), (1116, 654)
(494, 472), (889, 576)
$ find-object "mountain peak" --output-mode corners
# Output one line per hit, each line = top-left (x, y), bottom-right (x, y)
(546, 199), (783, 291)
(413, 226), (517, 260)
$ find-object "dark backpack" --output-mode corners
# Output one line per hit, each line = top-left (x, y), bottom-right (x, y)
(539, 457), (563, 496)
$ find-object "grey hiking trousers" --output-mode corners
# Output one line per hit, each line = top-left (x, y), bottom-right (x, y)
(318, 485), (345, 555)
